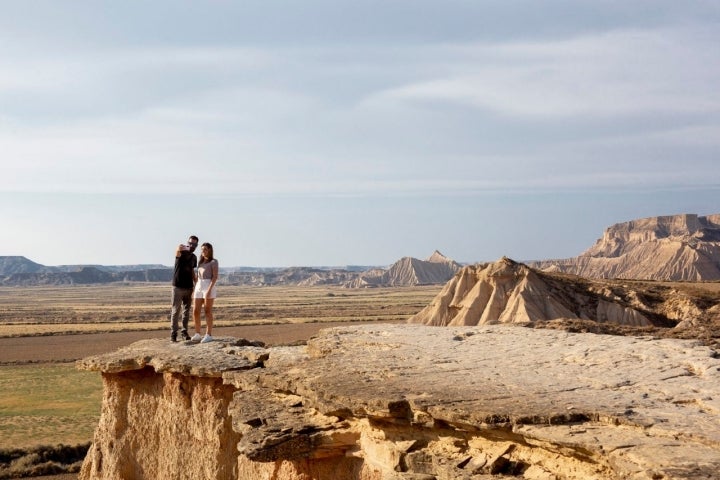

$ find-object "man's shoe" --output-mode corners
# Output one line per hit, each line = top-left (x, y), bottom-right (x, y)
(180, 330), (191, 341)
(200, 334), (213, 344)
(191, 333), (202, 342)
(170, 332), (177, 342)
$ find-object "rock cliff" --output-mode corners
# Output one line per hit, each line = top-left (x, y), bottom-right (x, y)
(77, 325), (720, 479)
(531, 213), (720, 280)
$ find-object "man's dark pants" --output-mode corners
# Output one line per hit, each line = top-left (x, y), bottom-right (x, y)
(170, 287), (193, 334)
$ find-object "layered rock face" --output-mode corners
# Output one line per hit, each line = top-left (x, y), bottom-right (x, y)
(407, 257), (689, 327)
(77, 326), (720, 479)
(76, 339), (268, 480)
(531, 213), (720, 280)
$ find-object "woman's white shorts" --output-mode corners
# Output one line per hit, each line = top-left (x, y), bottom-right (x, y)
(193, 279), (217, 299)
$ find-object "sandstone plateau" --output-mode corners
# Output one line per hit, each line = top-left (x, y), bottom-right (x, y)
(531, 213), (720, 281)
(77, 325), (720, 479)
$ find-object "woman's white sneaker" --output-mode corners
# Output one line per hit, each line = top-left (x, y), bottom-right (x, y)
(200, 334), (213, 344)
(191, 333), (202, 342)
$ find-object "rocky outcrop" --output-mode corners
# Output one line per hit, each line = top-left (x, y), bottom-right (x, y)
(407, 257), (688, 327)
(77, 325), (720, 479)
(531, 213), (720, 280)
(76, 338), (268, 480)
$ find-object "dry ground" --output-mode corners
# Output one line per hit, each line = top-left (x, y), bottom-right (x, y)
(0, 284), (438, 364)
(0, 284), (436, 337)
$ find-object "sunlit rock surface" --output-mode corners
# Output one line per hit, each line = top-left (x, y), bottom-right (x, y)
(408, 257), (657, 327)
(78, 326), (720, 479)
(531, 213), (720, 280)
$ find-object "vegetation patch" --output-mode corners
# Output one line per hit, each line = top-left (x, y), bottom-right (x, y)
(0, 442), (89, 479)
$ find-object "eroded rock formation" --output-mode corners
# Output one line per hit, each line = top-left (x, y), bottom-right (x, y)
(406, 257), (706, 328)
(346, 250), (462, 288)
(531, 213), (720, 280)
(77, 325), (720, 479)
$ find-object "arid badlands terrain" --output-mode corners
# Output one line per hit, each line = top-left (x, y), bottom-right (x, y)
(3, 213), (720, 479)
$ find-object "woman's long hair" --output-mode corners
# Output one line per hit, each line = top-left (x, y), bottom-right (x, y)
(200, 242), (214, 264)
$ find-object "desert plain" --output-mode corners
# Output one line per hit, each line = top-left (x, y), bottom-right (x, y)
(0, 284), (439, 451)
(2, 276), (719, 479)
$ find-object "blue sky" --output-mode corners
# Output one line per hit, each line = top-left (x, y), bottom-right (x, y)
(2, 1), (719, 267)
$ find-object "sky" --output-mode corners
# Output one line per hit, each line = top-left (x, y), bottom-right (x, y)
(2, 1), (719, 267)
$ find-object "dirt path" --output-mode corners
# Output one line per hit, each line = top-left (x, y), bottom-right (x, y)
(0, 321), (400, 364)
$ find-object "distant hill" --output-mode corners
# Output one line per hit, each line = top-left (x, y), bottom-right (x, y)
(0, 256), (55, 274)
(0, 252), (459, 287)
(0, 266), (173, 286)
(345, 250), (462, 287)
(529, 213), (720, 281)
(220, 267), (360, 287)
(53, 264), (169, 273)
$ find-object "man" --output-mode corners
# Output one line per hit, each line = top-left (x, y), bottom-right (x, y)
(170, 235), (198, 342)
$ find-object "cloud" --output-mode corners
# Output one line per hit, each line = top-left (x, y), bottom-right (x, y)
(1, 16), (718, 197)
(366, 28), (720, 118)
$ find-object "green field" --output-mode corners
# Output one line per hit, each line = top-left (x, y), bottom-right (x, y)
(0, 364), (102, 449)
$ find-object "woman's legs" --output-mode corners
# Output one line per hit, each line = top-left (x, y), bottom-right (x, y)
(193, 299), (204, 335)
(204, 298), (214, 336)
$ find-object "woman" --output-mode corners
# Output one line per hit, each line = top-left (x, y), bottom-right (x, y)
(191, 242), (219, 343)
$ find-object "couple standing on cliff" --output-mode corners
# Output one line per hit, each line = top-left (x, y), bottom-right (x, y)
(169, 235), (219, 344)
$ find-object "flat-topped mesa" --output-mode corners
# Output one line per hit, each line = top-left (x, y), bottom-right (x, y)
(408, 257), (672, 327)
(531, 213), (720, 280)
(76, 326), (720, 480)
(583, 213), (720, 258)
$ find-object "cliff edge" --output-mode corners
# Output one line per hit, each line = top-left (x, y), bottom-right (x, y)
(77, 325), (720, 479)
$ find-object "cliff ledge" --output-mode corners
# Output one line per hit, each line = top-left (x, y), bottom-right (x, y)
(77, 325), (720, 479)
